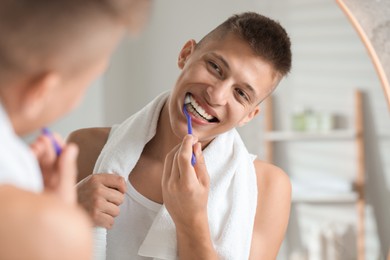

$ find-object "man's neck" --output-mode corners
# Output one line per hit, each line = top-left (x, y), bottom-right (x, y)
(142, 100), (182, 162)
(0, 83), (34, 136)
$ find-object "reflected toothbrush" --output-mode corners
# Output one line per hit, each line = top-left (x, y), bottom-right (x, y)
(42, 127), (62, 157)
(183, 96), (196, 166)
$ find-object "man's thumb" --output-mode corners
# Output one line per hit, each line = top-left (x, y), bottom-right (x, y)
(193, 143), (209, 185)
(57, 143), (79, 205)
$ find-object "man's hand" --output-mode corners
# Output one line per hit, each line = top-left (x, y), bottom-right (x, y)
(162, 135), (210, 227)
(77, 174), (126, 229)
(162, 135), (218, 259)
(30, 133), (79, 205)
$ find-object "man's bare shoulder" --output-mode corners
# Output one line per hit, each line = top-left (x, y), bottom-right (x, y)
(249, 160), (291, 259)
(254, 159), (290, 184)
(0, 185), (92, 260)
(253, 159), (291, 193)
(67, 127), (111, 182)
(67, 127), (111, 146)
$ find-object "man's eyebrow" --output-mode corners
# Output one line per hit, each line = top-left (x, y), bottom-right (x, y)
(243, 83), (257, 98)
(210, 52), (230, 71)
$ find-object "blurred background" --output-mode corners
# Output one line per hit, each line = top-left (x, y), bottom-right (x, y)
(50, 0), (389, 259)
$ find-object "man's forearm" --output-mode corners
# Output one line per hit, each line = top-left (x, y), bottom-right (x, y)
(175, 217), (218, 260)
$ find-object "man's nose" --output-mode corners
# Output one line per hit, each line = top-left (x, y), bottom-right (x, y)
(206, 82), (231, 106)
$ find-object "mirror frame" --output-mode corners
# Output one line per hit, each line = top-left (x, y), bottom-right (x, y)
(336, 0), (390, 110)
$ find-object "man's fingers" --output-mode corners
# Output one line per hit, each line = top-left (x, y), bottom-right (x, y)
(162, 144), (180, 185)
(30, 135), (56, 166)
(80, 174), (126, 205)
(57, 143), (79, 204)
(95, 212), (115, 229)
(162, 150), (174, 186)
(177, 135), (198, 183)
(193, 142), (209, 186)
(98, 174), (127, 194)
(102, 186), (125, 206)
(171, 151), (181, 180)
(77, 174), (125, 227)
(98, 200), (121, 219)
(52, 132), (65, 147)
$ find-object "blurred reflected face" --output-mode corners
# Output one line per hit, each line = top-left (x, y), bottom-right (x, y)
(10, 3), (153, 134)
(54, 0), (154, 120)
(40, 29), (124, 128)
(126, 0), (152, 36)
(169, 32), (279, 145)
(58, 56), (109, 112)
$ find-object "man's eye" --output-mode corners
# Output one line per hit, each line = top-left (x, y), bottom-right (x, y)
(235, 88), (249, 101)
(208, 61), (222, 76)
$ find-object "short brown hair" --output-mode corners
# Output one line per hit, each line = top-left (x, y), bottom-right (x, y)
(0, 0), (151, 85)
(198, 12), (292, 77)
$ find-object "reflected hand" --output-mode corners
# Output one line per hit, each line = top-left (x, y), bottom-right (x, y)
(162, 135), (210, 227)
(77, 173), (126, 229)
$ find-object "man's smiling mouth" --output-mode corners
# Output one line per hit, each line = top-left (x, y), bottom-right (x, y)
(184, 94), (219, 123)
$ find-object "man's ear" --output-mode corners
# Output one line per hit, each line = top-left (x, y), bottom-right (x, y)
(20, 72), (60, 119)
(178, 39), (197, 69)
(238, 106), (261, 127)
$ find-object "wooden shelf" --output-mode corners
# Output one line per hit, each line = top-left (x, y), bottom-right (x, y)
(264, 129), (357, 141)
(264, 90), (365, 260)
(292, 192), (358, 203)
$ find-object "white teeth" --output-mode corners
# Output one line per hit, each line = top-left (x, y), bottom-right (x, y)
(185, 94), (191, 104)
(187, 105), (203, 120)
(186, 94), (215, 121)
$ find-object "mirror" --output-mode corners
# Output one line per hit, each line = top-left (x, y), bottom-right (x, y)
(336, 0), (390, 110)
(51, 0), (389, 259)
(336, 1), (390, 258)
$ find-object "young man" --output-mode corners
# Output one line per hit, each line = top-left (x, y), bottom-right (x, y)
(72, 12), (292, 259)
(0, 0), (151, 259)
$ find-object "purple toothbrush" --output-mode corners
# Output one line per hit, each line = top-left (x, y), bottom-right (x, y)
(42, 127), (62, 156)
(183, 100), (196, 166)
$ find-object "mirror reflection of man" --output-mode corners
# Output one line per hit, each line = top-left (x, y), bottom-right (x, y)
(72, 12), (292, 260)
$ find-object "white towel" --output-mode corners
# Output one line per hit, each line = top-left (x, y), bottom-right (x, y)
(92, 91), (258, 260)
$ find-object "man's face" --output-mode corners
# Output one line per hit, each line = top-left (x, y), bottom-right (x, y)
(29, 29), (124, 133)
(169, 32), (280, 144)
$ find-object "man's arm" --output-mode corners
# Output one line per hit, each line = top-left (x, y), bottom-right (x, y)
(0, 185), (92, 260)
(67, 127), (127, 229)
(249, 160), (292, 260)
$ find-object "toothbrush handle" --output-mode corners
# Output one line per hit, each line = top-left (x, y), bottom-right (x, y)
(187, 120), (193, 135)
(183, 105), (195, 165)
(191, 153), (196, 166)
(42, 128), (63, 156)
